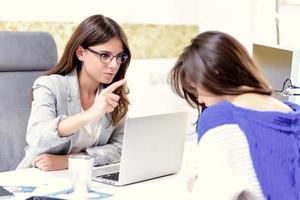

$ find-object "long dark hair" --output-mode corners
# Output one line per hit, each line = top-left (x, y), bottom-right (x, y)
(46, 14), (131, 126)
(169, 31), (272, 110)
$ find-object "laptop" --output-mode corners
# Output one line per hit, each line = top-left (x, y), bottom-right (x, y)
(92, 112), (187, 186)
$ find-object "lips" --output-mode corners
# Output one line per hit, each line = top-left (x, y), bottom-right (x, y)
(104, 72), (115, 76)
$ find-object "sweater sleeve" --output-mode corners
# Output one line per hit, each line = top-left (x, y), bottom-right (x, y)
(191, 124), (265, 200)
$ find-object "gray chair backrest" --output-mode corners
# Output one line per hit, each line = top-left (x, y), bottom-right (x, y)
(0, 31), (57, 172)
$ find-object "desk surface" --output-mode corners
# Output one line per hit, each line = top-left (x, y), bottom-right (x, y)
(0, 136), (198, 200)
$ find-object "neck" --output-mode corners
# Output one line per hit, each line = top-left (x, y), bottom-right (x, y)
(230, 93), (292, 112)
(77, 69), (98, 96)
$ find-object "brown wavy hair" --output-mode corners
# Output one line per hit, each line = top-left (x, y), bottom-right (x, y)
(169, 31), (272, 112)
(46, 14), (131, 126)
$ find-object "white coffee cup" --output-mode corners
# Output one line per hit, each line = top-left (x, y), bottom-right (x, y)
(68, 154), (93, 196)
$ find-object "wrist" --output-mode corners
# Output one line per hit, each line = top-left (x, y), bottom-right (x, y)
(84, 107), (104, 123)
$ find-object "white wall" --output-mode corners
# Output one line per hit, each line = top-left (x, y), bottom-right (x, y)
(278, 4), (300, 48)
(126, 59), (197, 134)
(253, 0), (277, 45)
(253, 0), (300, 49)
(197, 0), (256, 52)
(0, 0), (199, 25)
(127, 59), (179, 118)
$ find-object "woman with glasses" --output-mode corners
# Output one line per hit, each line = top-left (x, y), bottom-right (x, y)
(169, 31), (300, 199)
(18, 14), (131, 171)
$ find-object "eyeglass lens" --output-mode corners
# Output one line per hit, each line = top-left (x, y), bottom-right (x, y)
(87, 47), (128, 64)
(100, 52), (128, 64)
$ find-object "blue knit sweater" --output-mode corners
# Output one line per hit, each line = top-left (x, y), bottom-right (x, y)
(197, 101), (300, 200)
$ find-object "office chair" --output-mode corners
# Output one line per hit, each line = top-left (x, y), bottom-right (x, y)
(0, 31), (57, 172)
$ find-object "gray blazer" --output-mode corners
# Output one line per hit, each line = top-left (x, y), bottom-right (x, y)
(17, 68), (124, 168)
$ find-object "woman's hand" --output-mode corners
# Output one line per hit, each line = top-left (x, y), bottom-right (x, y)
(57, 79), (126, 137)
(87, 79), (126, 122)
(32, 154), (69, 171)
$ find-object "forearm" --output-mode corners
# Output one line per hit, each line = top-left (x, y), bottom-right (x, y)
(58, 109), (102, 137)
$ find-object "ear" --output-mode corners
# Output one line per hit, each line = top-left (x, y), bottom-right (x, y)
(76, 46), (85, 61)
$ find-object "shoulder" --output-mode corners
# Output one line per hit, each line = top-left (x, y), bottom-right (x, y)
(33, 74), (65, 91)
(197, 101), (236, 142)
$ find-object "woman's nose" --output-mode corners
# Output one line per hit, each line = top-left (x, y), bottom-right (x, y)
(107, 58), (119, 69)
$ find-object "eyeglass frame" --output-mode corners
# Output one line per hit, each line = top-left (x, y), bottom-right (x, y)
(85, 47), (129, 65)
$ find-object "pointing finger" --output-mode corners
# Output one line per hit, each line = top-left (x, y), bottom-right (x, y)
(104, 79), (126, 93)
(106, 93), (120, 102)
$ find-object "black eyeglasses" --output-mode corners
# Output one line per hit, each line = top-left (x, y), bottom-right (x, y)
(86, 47), (129, 64)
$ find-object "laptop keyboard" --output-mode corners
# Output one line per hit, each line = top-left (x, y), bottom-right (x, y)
(98, 172), (120, 181)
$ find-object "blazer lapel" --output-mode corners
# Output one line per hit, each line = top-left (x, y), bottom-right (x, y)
(65, 68), (81, 153)
(66, 68), (81, 116)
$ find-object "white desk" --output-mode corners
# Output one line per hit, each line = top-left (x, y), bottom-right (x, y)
(0, 136), (198, 200)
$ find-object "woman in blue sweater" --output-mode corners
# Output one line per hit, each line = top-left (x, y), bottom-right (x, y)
(169, 31), (300, 199)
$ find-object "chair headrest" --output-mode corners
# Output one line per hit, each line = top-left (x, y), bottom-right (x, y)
(0, 31), (58, 71)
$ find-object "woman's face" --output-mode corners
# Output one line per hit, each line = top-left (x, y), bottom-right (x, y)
(78, 37), (125, 84)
